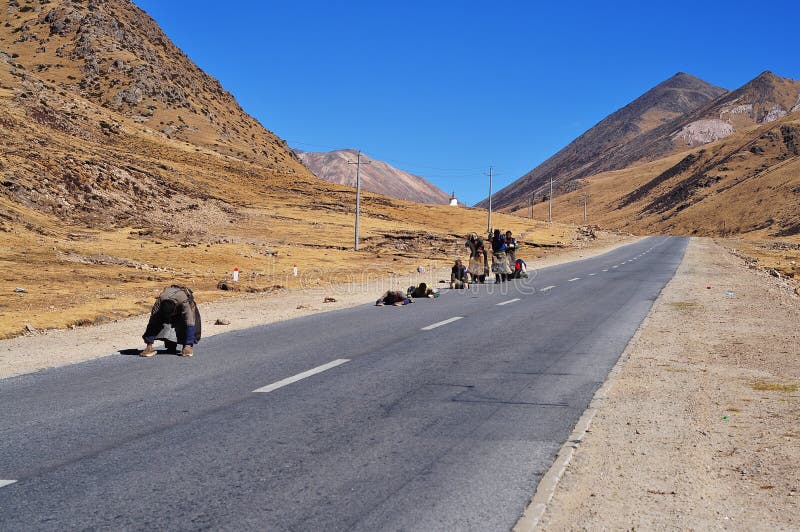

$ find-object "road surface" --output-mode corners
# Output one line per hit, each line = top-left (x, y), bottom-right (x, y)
(0, 236), (687, 530)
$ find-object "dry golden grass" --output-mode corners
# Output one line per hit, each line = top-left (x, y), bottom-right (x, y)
(511, 114), (800, 243)
(751, 380), (800, 392)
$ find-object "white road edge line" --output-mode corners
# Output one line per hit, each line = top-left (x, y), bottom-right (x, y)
(540, 285), (556, 292)
(0, 480), (17, 489)
(253, 359), (350, 393)
(496, 298), (520, 306)
(567, 277), (580, 282)
(421, 316), (463, 331)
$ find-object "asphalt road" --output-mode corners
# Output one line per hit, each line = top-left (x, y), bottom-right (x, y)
(0, 236), (687, 531)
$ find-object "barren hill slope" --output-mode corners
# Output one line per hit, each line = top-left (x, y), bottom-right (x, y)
(493, 71), (800, 215)
(522, 110), (800, 240)
(297, 149), (451, 204)
(477, 73), (726, 210)
(0, 0), (305, 171)
(0, 0), (563, 339)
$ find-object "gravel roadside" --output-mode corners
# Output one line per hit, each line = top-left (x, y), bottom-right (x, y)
(536, 237), (800, 530)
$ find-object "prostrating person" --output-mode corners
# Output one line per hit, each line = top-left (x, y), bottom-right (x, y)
(376, 290), (413, 306)
(140, 285), (201, 357)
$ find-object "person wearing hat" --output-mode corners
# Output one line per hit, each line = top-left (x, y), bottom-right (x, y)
(140, 285), (201, 357)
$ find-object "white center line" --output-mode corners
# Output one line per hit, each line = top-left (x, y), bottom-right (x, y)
(496, 298), (520, 306)
(421, 316), (463, 331)
(602, 269), (608, 272)
(540, 285), (556, 292)
(0, 480), (17, 489)
(253, 359), (350, 393)
(612, 265), (619, 268)
(588, 273), (596, 276)
(568, 277), (581, 282)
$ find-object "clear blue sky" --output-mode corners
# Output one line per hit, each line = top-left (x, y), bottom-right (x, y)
(133, 0), (799, 205)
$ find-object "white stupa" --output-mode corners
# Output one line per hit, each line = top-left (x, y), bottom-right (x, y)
(448, 191), (458, 207)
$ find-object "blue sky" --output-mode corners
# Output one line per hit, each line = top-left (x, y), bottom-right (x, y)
(133, 0), (799, 205)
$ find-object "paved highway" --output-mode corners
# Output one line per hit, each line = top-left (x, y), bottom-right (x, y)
(0, 236), (687, 530)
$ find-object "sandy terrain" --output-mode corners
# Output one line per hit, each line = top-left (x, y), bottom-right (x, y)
(533, 238), (799, 530)
(0, 235), (633, 379)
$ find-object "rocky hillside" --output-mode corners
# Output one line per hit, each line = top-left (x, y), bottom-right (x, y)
(478, 72), (727, 210)
(297, 149), (451, 204)
(0, 0), (316, 231)
(1, 0), (306, 171)
(524, 110), (800, 239)
(486, 71), (800, 214)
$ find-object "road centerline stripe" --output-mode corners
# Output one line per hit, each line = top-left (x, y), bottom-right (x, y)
(588, 273), (596, 276)
(496, 298), (520, 306)
(568, 277), (580, 282)
(540, 285), (556, 292)
(602, 269), (608, 272)
(421, 316), (463, 330)
(253, 359), (350, 393)
(0, 480), (17, 489)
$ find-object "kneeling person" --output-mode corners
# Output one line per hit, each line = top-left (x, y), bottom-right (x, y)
(450, 259), (469, 289)
(141, 285), (202, 357)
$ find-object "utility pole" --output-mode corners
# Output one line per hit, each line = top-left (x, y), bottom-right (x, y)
(528, 193), (534, 219)
(347, 150), (370, 250)
(582, 192), (589, 224)
(548, 176), (553, 224)
(486, 166), (493, 235)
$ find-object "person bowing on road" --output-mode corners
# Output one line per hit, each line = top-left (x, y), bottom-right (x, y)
(140, 285), (202, 357)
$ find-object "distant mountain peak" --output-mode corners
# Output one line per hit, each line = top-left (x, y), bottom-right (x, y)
(297, 149), (450, 204)
(476, 72), (726, 209)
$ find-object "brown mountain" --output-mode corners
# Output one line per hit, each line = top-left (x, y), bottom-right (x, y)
(477, 72), (727, 210)
(586, 71), (800, 187)
(514, 109), (800, 239)
(1, 0), (309, 170)
(0, 0), (552, 339)
(297, 149), (451, 204)
(0, 0), (314, 230)
(490, 71), (800, 214)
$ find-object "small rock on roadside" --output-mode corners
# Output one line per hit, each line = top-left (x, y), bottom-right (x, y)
(296, 304), (311, 310)
(323, 297), (337, 303)
(214, 318), (231, 325)
(14, 287), (27, 293)
(24, 324), (38, 334)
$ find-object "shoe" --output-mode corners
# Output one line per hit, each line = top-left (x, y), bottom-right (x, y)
(140, 346), (156, 357)
(181, 345), (194, 357)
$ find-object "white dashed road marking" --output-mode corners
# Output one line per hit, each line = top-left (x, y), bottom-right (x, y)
(612, 265), (618, 268)
(496, 298), (520, 306)
(540, 285), (556, 292)
(0, 480), (17, 489)
(588, 273), (596, 276)
(253, 359), (350, 393)
(602, 269), (608, 272)
(568, 277), (581, 282)
(421, 316), (463, 331)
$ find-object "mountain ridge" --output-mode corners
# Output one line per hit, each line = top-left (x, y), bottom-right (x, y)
(296, 149), (451, 205)
(476, 72), (727, 209)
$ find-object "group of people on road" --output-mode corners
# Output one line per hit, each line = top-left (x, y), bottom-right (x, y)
(140, 230), (529, 354)
(458, 230), (526, 287)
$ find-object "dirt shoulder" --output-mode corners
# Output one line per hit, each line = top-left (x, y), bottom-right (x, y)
(537, 238), (800, 530)
(0, 235), (635, 379)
